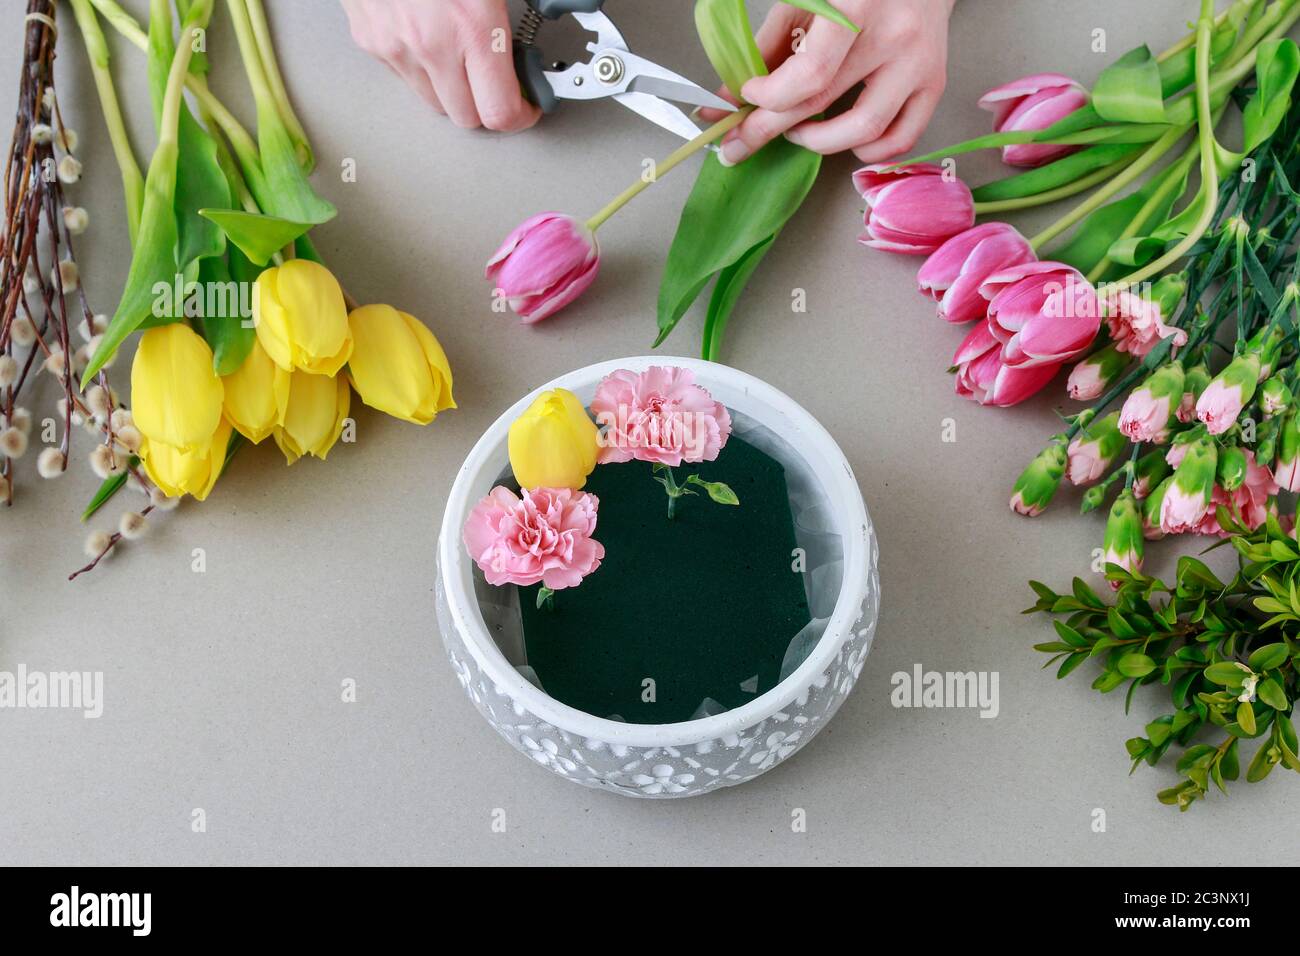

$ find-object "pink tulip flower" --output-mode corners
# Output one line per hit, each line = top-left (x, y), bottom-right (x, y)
(980, 261), (1101, 368)
(917, 223), (1036, 324)
(979, 73), (1088, 168)
(462, 485), (604, 590)
(485, 212), (600, 323)
(853, 163), (975, 255)
(953, 321), (1060, 407)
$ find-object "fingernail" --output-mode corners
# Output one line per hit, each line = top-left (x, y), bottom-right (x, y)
(689, 106), (704, 121)
(720, 139), (751, 166)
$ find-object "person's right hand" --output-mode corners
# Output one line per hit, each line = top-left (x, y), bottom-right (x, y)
(342, 0), (541, 132)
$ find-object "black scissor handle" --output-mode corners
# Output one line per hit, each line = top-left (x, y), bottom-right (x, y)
(515, 0), (609, 112)
(528, 0), (605, 19)
(515, 43), (557, 113)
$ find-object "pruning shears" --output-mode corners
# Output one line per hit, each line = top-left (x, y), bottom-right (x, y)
(513, 0), (736, 143)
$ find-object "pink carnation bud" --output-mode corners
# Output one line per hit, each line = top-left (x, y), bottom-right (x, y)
(485, 212), (599, 324)
(1119, 388), (1172, 443)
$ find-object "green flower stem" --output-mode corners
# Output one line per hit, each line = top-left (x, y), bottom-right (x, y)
(224, 0), (277, 115)
(68, 0), (144, 242)
(1084, 141), (1204, 283)
(1028, 125), (1190, 251)
(159, 4), (208, 146)
(973, 157), (1134, 215)
(244, 0), (313, 169)
(585, 107), (753, 232)
(87, 0), (262, 172)
(1156, 0), (1251, 62)
(1108, 3), (1221, 292)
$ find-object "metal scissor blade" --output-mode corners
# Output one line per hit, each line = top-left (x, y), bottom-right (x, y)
(613, 91), (711, 144)
(618, 51), (737, 113)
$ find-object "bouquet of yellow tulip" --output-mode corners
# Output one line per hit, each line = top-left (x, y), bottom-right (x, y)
(2, 0), (455, 578)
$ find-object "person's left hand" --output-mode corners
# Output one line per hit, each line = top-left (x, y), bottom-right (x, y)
(704, 0), (956, 166)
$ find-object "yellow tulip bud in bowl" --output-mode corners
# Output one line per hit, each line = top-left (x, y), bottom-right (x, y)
(253, 260), (353, 376)
(507, 387), (599, 490)
(130, 324), (224, 453)
(222, 339), (290, 444)
(346, 305), (455, 425)
(140, 417), (233, 502)
(274, 370), (351, 464)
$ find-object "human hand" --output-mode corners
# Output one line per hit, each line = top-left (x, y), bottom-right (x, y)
(341, 0), (541, 132)
(704, 0), (955, 165)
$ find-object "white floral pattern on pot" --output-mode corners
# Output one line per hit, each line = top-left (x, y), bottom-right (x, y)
(435, 554), (878, 799)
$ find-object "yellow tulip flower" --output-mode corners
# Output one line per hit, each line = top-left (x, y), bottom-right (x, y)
(130, 323), (224, 453)
(140, 416), (232, 502)
(222, 339), (289, 443)
(508, 387), (599, 490)
(346, 305), (456, 425)
(253, 260), (353, 376)
(273, 370), (351, 464)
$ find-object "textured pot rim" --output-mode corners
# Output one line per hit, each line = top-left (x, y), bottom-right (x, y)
(438, 356), (871, 749)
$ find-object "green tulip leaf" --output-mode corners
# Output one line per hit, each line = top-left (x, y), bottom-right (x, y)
(779, 0), (860, 32)
(83, 139), (181, 381)
(1092, 45), (1167, 123)
(695, 0), (767, 99)
(196, 251), (257, 375)
(147, 0), (228, 272)
(198, 208), (315, 266)
(656, 139), (820, 348)
(701, 234), (774, 361)
(971, 143), (1141, 202)
(293, 232), (325, 264)
(247, 104), (336, 226)
(1242, 38), (1300, 155)
(1050, 163), (1184, 275)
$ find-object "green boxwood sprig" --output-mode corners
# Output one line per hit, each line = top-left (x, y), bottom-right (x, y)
(1027, 513), (1300, 810)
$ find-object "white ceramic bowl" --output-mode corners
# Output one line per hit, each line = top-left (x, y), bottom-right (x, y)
(436, 357), (879, 798)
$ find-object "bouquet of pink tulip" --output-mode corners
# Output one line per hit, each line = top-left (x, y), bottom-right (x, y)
(864, 0), (1300, 564)
(864, 0), (1300, 808)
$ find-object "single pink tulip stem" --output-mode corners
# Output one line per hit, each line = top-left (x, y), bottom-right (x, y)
(585, 107), (754, 233)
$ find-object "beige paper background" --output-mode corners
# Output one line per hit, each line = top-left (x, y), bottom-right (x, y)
(2, 0), (1293, 865)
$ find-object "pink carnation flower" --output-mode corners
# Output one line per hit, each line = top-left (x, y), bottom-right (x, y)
(1103, 290), (1187, 358)
(1190, 452), (1278, 537)
(590, 366), (732, 466)
(462, 486), (604, 590)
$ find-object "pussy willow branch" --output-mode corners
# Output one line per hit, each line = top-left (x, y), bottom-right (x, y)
(1, 0), (162, 579)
